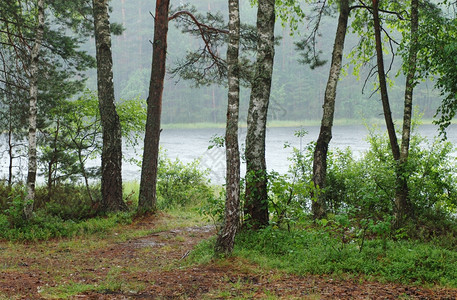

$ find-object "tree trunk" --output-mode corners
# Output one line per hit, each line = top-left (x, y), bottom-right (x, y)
(395, 0), (419, 227)
(47, 118), (60, 201)
(138, 0), (170, 213)
(215, 0), (241, 256)
(24, 0), (45, 219)
(8, 127), (13, 186)
(8, 103), (13, 186)
(244, 0), (276, 229)
(312, 0), (350, 220)
(372, 0), (400, 162)
(92, 0), (126, 212)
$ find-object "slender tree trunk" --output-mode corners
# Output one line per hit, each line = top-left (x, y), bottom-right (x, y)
(312, 0), (350, 220)
(8, 105), (13, 186)
(372, 0), (400, 162)
(215, 0), (241, 255)
(395, 0), (419, 227)
(78, 149), (94, 204)
(47, 118), (60, 200)
(24, 0), (45, 219)
(92, 0), (126, 212)
(4, 72), (14, 187)
(244, 0), (276, 229)
(138, 0), (170, 213)
(8, 129), (13, 186)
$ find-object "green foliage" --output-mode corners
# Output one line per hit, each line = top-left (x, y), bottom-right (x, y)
(0, 211), (132, 242)
(266, 125), (457, 241)
(0, 205), (132, 242)
(156, 150), (214, 210)
(232, 227), (457, 287)
(39, 90), (102, 188)
(197, 188), (226, 229)
(208, 134), (225, 149)
(0, 183), (132, 241)
(117, 96), (147, 148)
(35, 184), (102, 220)
(14, 146), (214, 240)
(38, 91), (146, 201)
(349, 127), (457, 218)
(3, 186), (29, 228)
(274, 0), (306, 33)
(402, 1), (457, 136)
(268, 170), (311, 229)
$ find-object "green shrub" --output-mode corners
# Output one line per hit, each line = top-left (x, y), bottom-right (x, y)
(0, 210), (132, 242)
(35, 184), (101, 220)
(267, 125), (457, 240)
(157, 150), (213, 209)
(233, 227), (457, 287)
(342, 128), (457, 233)
(197, 188), (225, 229)
(0, 182), (133, 241)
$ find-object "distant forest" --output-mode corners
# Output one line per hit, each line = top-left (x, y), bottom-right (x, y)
(83, 0), (440, 124)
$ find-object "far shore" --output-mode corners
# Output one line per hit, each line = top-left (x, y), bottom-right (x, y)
(161, 118), (438, 130)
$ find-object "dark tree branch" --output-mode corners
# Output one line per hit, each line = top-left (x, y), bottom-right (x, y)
(169, 10), (229, 34)
(166, 8), (230, 86)
(351, 1), (408, 19)
(0, 78), (28, 90)
(169, 10), (228, 67)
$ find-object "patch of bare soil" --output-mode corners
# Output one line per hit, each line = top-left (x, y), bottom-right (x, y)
(1, 214), (457, 299)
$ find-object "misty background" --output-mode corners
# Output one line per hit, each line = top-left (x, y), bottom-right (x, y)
(81, 0), (440, 125)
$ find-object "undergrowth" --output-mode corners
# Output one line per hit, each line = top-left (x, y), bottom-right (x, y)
(0, 148), (214, 241)
(188, 227), (457, 287)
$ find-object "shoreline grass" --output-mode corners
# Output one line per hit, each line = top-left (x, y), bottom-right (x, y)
(160, 118), (439, 129)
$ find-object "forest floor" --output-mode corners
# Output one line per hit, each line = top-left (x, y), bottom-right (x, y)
(1, 212), (457, 299)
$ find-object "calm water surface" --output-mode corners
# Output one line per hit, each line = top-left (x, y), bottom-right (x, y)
(1, 124), (455, 184)
(123, 124), (457, 184)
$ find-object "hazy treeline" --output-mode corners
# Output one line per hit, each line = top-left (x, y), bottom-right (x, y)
(81, 0), (442, 125)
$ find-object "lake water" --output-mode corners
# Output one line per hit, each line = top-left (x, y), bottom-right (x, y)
(124, 124), (456, 184)
(1, 124), (456, 184)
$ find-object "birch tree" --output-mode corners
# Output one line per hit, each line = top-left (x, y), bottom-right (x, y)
(244, 0), (276, 228)
(371, 0), (419, 226)
(395, 0), (418, 227)
(24, 0), (45, 218)
(311, 0), (350, 220)
(215, 0), (241, 255)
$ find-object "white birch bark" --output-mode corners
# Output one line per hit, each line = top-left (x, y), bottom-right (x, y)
(24, 0), (45, 219)
(244, 0), (275, 228)
(215, 0), (241, 255)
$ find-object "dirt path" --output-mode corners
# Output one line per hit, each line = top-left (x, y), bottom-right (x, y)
(1, 214), (457, 299)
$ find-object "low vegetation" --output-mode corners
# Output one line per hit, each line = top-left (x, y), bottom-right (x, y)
(194, 125), (457, 287)
(1, 127), (457, 296)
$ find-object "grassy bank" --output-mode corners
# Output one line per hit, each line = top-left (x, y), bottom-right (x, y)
(189, 226), (457, 288)
(160, 118), (439, 129)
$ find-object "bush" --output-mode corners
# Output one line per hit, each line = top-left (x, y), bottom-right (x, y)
(157, 150), (214, 209)
(35, 184), (101, 220)
(0, 182), (132, 241)
(342, 128), (457, 227)
(267, 125), (457, 240)
(233, 227), (457, 287)
(0, 207), (132, 242)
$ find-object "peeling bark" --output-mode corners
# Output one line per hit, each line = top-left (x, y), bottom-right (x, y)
(244, 0), (275, 229)
(24, 0), (45, 219)
(395, 0), (419, 227)
(312, 0), (350, 220)
(93, 0), (126, 212)
(215, 0), (241, 255)
(372, 0), (416, 227)
(138, 0), (170, 213)
(372, 0), (400, 162)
